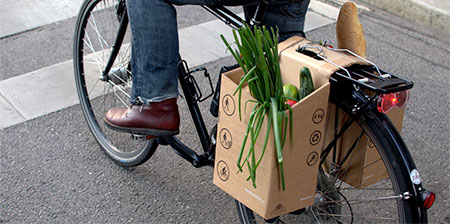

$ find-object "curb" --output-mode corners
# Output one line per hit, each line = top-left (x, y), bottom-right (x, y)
(358, 0), (450, 35)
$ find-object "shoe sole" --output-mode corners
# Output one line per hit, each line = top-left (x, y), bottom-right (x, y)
(104, 119), (179, 136)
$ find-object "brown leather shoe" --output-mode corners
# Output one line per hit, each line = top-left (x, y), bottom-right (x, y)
(104, 98), (180, 136)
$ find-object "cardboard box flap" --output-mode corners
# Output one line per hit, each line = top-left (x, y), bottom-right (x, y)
(278, 36), (369, 89)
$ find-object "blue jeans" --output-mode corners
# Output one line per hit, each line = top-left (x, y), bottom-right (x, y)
(127, 0), (310, 104)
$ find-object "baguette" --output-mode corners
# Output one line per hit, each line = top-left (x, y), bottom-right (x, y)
(336, 2), (367, 58)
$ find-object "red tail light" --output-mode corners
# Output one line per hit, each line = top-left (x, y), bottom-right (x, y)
(420, 190), (436, 209)
(377, 90), (410, 113)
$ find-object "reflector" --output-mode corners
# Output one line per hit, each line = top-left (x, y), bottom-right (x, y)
(423, 191), (436, 209)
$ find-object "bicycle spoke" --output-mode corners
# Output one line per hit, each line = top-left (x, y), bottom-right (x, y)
(108, 81), (130, 97)
(314, 207), (344, 223)
(88, 78), (102, 97)
(109, 82), (130, 107)
(340, 187), (392, 191)
(88, 14), (112, 68)
(112, 89), (129, 108)
(308, 207), (322, 223)
(316, 194), (401, 206)
(90, 12), (111, 50)
(83, 60), (103, 65)
(315, 212), (396, 221)
(83, 35), (104, 72)
(343, 195), (402, 205)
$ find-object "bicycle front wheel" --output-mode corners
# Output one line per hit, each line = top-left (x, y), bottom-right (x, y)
(235, 94), (425, 223)
(73, 0), (157, 167)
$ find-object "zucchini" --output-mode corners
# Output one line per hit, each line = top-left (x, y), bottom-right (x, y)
(298, 67), (315, 100)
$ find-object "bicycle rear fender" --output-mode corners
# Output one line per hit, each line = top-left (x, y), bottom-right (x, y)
(351, 90), (428, 221)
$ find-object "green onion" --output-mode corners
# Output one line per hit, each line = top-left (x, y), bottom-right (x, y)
(221, 24), (292, 190)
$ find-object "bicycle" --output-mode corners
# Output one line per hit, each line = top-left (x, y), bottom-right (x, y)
(73, 0), (435, 223)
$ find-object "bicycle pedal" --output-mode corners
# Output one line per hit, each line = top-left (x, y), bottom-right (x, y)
(131, 134), (156, 141)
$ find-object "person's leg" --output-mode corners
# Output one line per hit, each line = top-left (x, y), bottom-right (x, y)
(127, 0), (179, 104)
(266, 0), (310, 41)
(106, 0), (231, 135)
(105, 0), (182, 136)
(244, 0), (310, 42)
(128, 0), (244, 104)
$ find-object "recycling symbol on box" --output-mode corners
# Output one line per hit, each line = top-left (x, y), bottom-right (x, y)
(309, 130), (322, 146)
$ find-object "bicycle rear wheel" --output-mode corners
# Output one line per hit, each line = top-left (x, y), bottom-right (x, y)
(73, 0), (157, 167)
(235, 92), (425, 223)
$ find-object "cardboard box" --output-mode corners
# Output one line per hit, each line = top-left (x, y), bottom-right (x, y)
(214, 36), (351, 219)
(213, 67), (330, 219)
(276, 37), (406, 189)
(322, 105), (404, 188)
(275, 36), (397, 189)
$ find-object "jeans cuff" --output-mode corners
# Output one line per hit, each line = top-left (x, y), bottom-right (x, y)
(131, 95), (179, 105)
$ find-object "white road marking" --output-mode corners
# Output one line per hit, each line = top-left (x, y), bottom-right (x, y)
(0, 0), (85, 38)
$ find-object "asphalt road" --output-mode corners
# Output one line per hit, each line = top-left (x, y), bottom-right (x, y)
(1, 2), (449, 223)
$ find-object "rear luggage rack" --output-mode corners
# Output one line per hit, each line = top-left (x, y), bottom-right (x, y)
(332, 64), (414, 94)
(296, 43), (414, 94)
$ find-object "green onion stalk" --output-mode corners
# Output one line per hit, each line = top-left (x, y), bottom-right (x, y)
(221, 24), (293, 191)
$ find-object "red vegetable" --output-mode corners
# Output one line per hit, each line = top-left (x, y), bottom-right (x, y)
(285, 100), (297, 107)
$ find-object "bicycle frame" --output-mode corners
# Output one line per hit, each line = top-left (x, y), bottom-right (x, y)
(100, 2), (429, 218)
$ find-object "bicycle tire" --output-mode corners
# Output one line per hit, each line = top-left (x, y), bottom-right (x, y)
(73, 0), (157, 167)
(235, 93), (426, 223)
